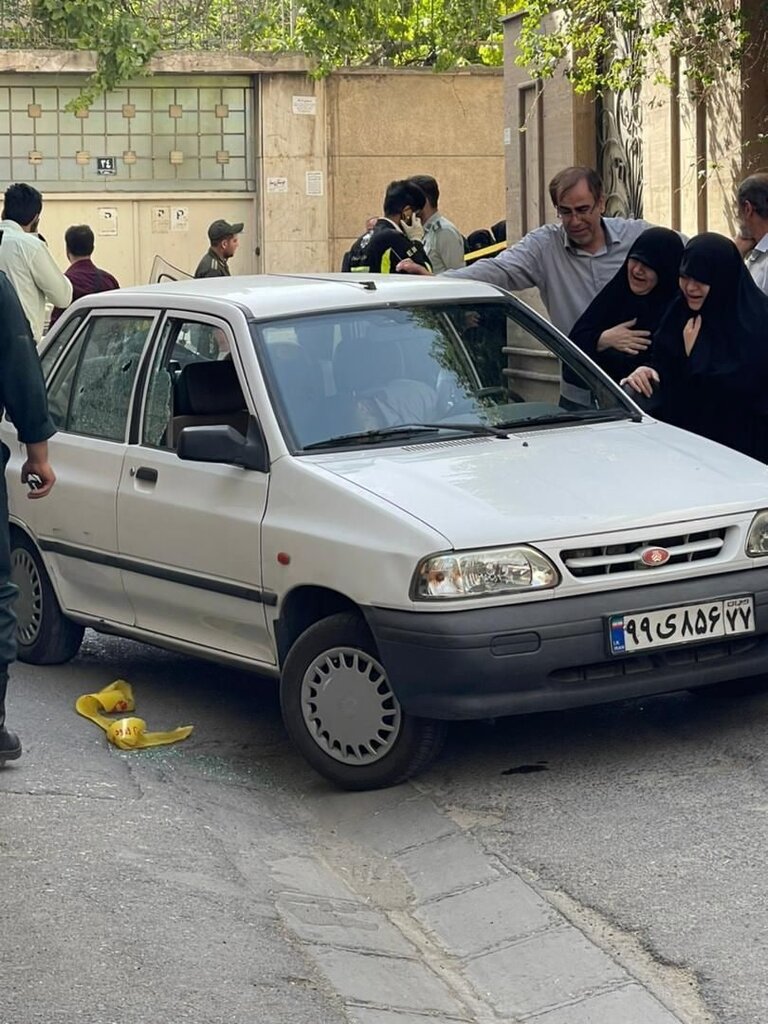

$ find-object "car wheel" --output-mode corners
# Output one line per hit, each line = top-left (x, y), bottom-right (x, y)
(10, 531), (84, 665)
(280, 612), (446, 790)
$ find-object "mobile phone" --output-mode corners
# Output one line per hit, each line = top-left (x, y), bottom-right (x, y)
(27, 474), (43, 491)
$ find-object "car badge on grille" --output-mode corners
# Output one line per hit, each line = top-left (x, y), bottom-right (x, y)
(640, 546), (670, 567)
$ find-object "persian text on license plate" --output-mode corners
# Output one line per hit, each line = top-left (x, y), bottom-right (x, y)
(609, 596), (754, 655)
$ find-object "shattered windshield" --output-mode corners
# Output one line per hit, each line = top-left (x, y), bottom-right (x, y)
(250, 302), (631, 451)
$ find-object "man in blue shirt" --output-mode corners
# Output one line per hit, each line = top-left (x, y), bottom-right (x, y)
(398, 166), (654, 335)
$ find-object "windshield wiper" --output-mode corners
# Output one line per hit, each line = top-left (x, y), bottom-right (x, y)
(302, 421), (510, 451)
(495, 408), (639, 429)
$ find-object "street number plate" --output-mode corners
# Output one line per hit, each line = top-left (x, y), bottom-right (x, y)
(609, 595), (754, 655)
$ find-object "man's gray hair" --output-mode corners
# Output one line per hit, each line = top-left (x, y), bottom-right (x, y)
(738, 173), (768, 219)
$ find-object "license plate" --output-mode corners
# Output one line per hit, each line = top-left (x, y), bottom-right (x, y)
(609, 595), (755, 654)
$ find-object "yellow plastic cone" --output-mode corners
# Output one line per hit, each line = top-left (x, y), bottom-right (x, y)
(75, 680), (193, 750)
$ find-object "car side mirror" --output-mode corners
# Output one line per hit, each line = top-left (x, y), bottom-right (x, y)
(176, 418), (269, 472)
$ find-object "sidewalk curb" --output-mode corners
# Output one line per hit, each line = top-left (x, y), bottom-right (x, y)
(271, 787), (700, 1023)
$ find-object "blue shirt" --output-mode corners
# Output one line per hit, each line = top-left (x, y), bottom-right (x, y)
(446, 217), (653, 334)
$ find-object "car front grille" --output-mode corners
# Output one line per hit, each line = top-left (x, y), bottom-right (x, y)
(561, 527), (728, 579)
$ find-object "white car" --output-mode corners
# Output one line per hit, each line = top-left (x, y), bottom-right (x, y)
(6, 274), (768, 789)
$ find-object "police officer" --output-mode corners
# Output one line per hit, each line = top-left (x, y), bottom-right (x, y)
(194, 219), (244, 279)
(0, 272), (56, 762)
(345, 181), (431, 274)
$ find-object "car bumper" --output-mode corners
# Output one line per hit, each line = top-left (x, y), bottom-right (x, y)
(364, 567), (768, 719)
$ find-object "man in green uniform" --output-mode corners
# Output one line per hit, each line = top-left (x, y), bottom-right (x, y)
(0, 272), (56, 762)
(194, 219), (244, 279)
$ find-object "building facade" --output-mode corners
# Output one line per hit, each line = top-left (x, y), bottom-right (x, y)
(0, 51), (505, 284)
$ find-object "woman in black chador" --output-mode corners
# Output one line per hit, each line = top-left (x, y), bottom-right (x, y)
(624, 232), (768, 461)
(570, 226), (684, 382)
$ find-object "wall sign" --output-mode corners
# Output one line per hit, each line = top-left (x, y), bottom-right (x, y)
(151, 207), (170, 233)
(171, 207), (189, 232)
(97, 207), (118, 236)
(305, 171), (324, 197)
(292, 95), (317, 116)
(97, 156), (117, 176)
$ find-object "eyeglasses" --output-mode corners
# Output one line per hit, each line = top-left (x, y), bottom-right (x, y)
(556, 200), (599, 220)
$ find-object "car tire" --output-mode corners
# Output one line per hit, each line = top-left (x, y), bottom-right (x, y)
(10, 530), (85, 665)
(280, 612), (446, 790)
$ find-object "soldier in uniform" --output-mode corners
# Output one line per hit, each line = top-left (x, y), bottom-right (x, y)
(194, 219), (244, 279)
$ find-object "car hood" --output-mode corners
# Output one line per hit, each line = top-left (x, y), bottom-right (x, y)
(311, 420), (768, 548)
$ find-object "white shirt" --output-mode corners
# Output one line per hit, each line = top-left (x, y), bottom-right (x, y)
(746, 232), (768, 295)
(0, 220), (72, 341)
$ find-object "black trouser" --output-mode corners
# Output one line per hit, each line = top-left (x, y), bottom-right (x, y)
(0, 443), (18, 680)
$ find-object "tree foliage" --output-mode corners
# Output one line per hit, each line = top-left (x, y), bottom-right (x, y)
(26, 0), (750, 105)
(509, 0), (747, 97)
(28, 0), (507, 107)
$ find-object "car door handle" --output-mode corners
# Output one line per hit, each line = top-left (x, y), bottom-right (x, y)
(135, 466), (158, 483)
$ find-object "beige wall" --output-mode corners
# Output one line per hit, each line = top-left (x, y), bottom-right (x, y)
(40, 194), (258, 285)
(258, 73), (330, 274)
(326, 68), (505, 271)
(0, 57), (504, 282)
(642, 58), (743, 238)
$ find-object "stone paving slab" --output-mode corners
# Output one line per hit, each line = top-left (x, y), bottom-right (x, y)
(332, 797), (459, 857)
(276, 894), (417, 956)
(348, 1007), (470, 1024)
(464, 927), (627, 1018)
(269, 853), (358, 901)
(414, 875), (557, 958)
(394, 832), (500, 904)
(526, 983), (685, 1023)
(312, 785), (415, 825)
(307, 946), (467, 1016)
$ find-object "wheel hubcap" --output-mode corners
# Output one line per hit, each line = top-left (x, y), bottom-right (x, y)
(10, 548), (42, 645)
(300, 646), (402, 765)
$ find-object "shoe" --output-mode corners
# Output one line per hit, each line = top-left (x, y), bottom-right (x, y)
(0, 724), (21, 762)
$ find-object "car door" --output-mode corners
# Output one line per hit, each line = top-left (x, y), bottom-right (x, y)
(9, 309), (159, 623)
(116, 312), (274, 665)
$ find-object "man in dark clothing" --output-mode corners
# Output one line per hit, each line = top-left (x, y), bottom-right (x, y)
(194, 219), (244, 279)
(341, 216), (377, 272)
(49, 224), (119, 327)
(0, 272), (56, 762)
(345, 180), (431, 274)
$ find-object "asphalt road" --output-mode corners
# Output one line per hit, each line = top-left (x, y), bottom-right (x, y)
(1, 632), (350, 1024)
(2, 631), (766, 1023)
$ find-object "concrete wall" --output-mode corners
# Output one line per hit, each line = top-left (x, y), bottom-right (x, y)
(326, 68), (505, 272)
(258, 73), (330, 273)
(0, 53), (505, 283)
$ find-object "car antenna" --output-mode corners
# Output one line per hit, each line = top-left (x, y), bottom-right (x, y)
(360, 280), (377, 290)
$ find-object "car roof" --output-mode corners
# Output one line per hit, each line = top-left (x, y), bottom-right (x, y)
(80, 273), (511, 321)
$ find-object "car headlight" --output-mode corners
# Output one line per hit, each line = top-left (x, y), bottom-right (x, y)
(747, 510), (768, 556)
(414, 546), (559, 599)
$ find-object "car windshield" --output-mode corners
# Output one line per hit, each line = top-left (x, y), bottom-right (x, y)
(250, 301), (634, 451)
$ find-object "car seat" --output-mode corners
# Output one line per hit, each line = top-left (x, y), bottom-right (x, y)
(332, 330), (437, 426)
(171, 360), (250, 445)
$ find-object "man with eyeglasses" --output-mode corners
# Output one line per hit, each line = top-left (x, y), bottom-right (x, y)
(398, 166), (653, 335)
